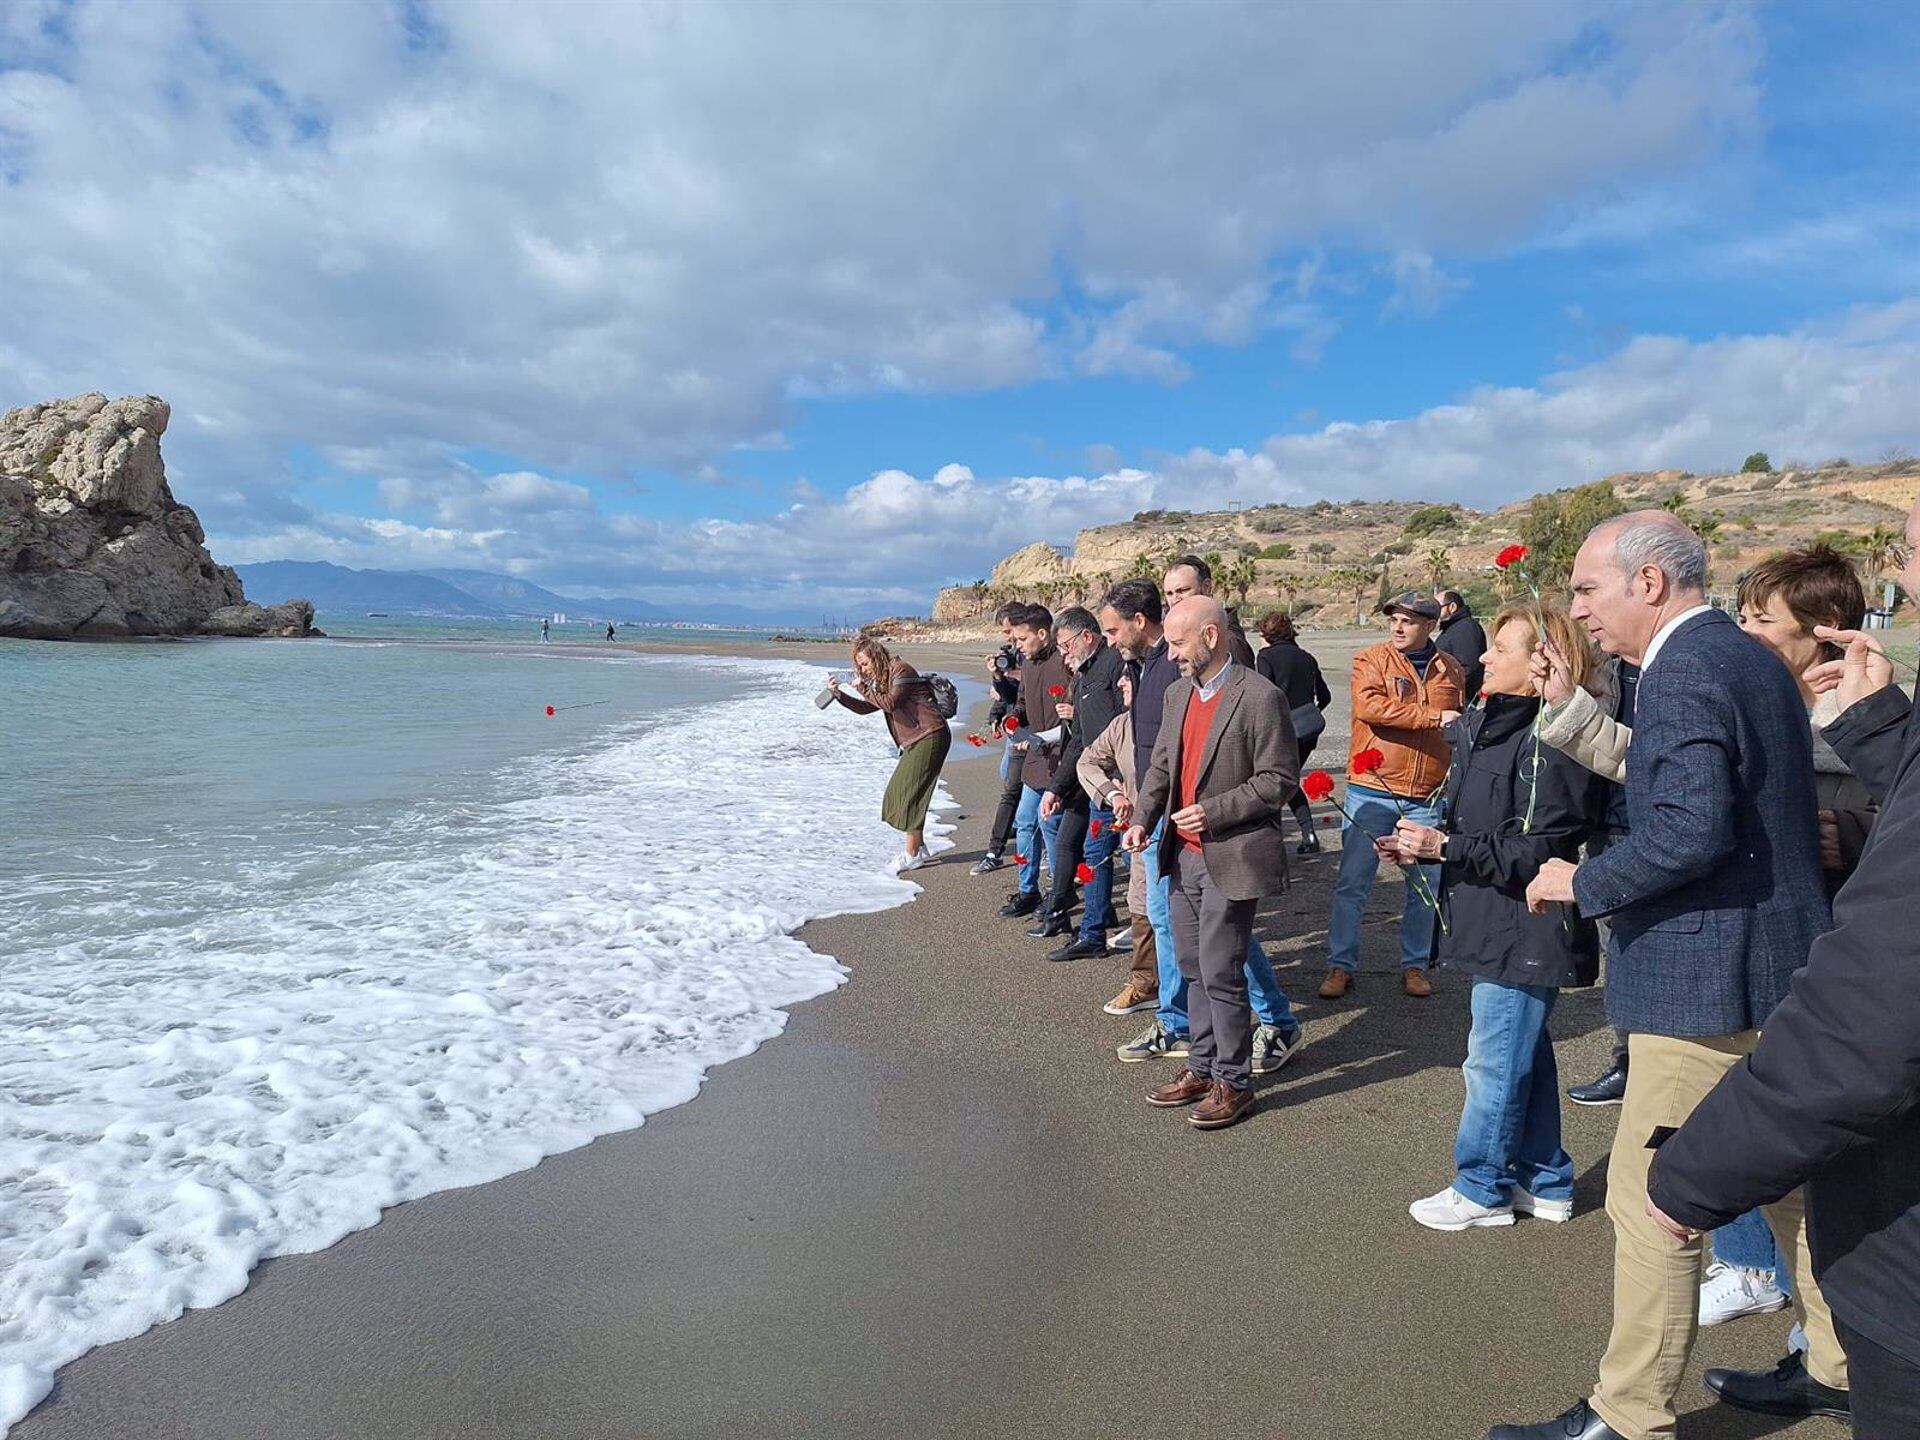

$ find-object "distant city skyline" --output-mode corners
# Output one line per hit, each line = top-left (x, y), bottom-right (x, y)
(3, 0), (1917, 617)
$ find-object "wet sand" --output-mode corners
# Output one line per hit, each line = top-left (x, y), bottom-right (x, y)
(17, 635), (1839, 1440)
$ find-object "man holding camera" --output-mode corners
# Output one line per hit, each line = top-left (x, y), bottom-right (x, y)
(973, 602), (1027, 875)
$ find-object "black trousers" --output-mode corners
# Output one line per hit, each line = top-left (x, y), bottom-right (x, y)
(988, 764), (1022, 854)
(1287, 736), (1319, 839)
(1838, 1319), (1920, 1439)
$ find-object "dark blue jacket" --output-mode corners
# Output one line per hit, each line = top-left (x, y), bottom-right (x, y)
(1130, 636), (1181, 787)
(1573, 609), (1830, 1036)
(1651, 695), (1920, 1364)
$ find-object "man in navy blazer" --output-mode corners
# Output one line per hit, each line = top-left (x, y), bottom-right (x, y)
(1488, 512), (1833, 1440)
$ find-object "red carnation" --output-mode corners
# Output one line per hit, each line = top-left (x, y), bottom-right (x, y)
(1351, 747), (1385, 776)
(1495, 544), (1529, 570)
(1005, 716), (1021, 732)
(1302, 770), (1335, 802)
(1049, 684), (1066, 698)
(1015, 852), (1028, 865)
(1088, 819), (1105, 838)
(966, 733), (985, 747)
(1075, 862), (1095, 884)
(545, 705), (555, 717)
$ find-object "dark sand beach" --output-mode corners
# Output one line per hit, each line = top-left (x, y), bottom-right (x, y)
(17, 637), (1842, 1440)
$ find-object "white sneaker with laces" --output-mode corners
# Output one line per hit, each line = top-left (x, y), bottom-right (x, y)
(890, 850), (930, 874)
(1409, 1186), (1515, 1232)
(1698, 1259), (1789, 1325)
(1512, 1188), (1574, 1223)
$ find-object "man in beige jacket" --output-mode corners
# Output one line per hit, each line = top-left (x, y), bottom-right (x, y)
(1077, 673), (1159, 1016)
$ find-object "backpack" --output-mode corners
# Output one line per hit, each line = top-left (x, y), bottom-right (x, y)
(923, 672), (960, 720)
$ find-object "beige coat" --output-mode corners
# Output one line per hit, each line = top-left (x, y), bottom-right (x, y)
(1077, 709), (1136, 807)
(1537, 684), (1629, 783)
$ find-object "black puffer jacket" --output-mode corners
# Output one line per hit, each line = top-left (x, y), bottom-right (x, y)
(1432, 692), (1606, 987)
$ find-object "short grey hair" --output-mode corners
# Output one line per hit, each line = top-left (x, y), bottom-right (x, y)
(1054, 605), (1100, 640)
(1607, 512), (1709, 594)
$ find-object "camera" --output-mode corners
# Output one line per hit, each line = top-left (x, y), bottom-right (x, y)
(990, 644), (1017, 674)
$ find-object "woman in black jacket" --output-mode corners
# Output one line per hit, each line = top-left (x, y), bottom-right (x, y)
(1256, 611), (1333, 853)
(1386, 602), (1608, 1232)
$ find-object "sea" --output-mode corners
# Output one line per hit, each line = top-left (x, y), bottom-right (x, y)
(0, 617), (959, 1429)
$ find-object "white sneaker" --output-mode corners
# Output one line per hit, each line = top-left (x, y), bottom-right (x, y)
(1698, 1259), (1789, 1326)
(1788, 1321), (1808, 1354)
(1409, 1186), (1515, 1232)
(1512, 1188), (1574, 1223)
(890, 850), (930, 874)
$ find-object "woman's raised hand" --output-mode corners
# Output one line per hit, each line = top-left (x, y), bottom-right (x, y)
(1529, 638), (1575, 706)
(1807, 626), (1894, 710)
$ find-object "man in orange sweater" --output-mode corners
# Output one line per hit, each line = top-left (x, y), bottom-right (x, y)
(1321, 592), (1465, 1000)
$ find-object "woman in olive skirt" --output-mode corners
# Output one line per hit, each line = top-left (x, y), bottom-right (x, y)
(827, 636), (953, 873)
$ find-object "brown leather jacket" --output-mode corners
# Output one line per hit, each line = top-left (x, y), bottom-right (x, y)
(833, 662), (947, 748)
(1348, 641), (1464, 800)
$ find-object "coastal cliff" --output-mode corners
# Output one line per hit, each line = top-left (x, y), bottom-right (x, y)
(0, 393), (318, 640)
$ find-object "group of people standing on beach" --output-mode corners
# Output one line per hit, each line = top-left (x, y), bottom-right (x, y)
(827, 497), (1920, 1440)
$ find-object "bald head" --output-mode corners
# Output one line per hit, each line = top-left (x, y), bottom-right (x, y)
(1165, 595), (1229, 681)
(1570, 508), (1711, 663)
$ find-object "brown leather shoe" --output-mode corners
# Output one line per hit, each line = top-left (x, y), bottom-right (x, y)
(1318, 968), (1353, 1000)
(1189, 1081), (1256, 1130)
(1402, 968), (1433, 998)
(1146, 1067), (1212, 1108)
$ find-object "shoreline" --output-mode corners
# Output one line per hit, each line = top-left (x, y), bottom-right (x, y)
(12, 650), (1844, 1439)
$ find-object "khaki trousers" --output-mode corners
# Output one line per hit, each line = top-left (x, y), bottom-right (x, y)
(1591, 1033), (1849, 1440)
(1126, 862), (1159, 994)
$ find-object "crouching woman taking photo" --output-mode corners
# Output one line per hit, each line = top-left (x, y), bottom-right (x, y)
(1387, 603), (1608, 1232)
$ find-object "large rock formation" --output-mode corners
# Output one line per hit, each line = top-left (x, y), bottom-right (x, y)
(0, 393), (318, 639)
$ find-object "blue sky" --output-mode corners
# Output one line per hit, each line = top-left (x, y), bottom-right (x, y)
(3, 0), (1918, 616)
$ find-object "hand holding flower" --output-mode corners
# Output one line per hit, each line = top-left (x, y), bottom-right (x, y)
(1394, 819), (1446, 862)
(1529, 637), (1576, 706)
(1808, 626), (1896, 711)
(1121, 824), (1151, 852)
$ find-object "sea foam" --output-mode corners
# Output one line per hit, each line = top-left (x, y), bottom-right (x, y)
(0, 655), (952, 1430)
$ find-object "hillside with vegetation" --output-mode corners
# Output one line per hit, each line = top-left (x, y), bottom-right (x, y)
(912, 453), (1920, 637)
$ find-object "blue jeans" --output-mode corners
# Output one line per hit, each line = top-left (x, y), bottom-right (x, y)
(1078, 807), (1117, 943)
(1144, 822), (1297, 1037)
(1328, 783), (1442, 972)
(1453, 977), (1572, 1209)
(1014, 785), (1049, 895)
(1714, 1208), (1788, 1292)
(999, 736), (1021, 785)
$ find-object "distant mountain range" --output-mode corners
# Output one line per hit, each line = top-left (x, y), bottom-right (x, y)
(234, 561), (817, 627)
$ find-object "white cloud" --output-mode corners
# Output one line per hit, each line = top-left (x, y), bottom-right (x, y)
(207, 302), (1920, 614)
(1, 0), (1759, 490)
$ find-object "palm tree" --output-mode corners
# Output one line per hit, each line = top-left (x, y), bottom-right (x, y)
(1126, 550), (1159, 580)
(1221, 555), (1257, 607)
(1332, 566), (1373, 626)
(1863, 522), (1904, 576)
(1308, 540), (1336, 570)
(1424, 546), (1451, 593)
(1276, 571), (1302, 615)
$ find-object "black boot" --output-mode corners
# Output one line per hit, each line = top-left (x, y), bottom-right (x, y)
(1025, 909), (1075, 939)
(1046, 936), (1108, 962)
(1704, 1353), (1850, 1420)
(998, 892), (1041, 918)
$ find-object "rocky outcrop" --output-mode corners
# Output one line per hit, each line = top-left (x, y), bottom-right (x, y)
(989, 541), (1068, 590)
(0, 393), (319, 639)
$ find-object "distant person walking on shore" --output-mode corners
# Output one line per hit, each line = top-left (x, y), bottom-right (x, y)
(606, 623), (617, 642)
(1255, 610), (1332, 853)
(540, 618), (550, 642)
(1321, 591), (1465, 1001)
(827, 637), (953, 874)
(1125, 596), (1301, 1130)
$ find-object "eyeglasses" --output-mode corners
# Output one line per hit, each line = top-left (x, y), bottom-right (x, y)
(1891, 543), (1913, 571)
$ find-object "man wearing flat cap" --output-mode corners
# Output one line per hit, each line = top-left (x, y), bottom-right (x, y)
(1320, 591), (1465, 1000)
